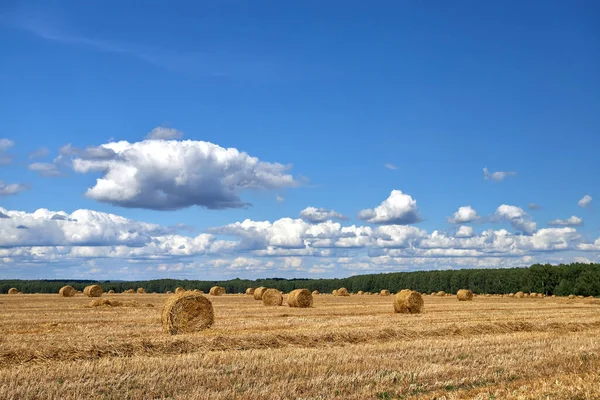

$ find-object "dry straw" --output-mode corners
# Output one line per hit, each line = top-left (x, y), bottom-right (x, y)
(137, 288), (146, 294)
(108, 290), (115, 294)
(457, 289), (474, 301)
(245, 288), (255, 295)
(380, 290), (391, 296)
(175, 287), (186, 294)
(287, 289), (313, 308)
(394, 290), (424, 314)
(162, 291), (214, 335)
(335, 288), (349, 297)
(59, 285), (76, 297)
(437, 291), (446, 296)
(124, 289), (135, 294)
(83, 285), (103, 297)
(262, 288), (283, 306)
(8, 288), (19, 295)
(209, 286), (226, 296)
(254, 286), (267, 300)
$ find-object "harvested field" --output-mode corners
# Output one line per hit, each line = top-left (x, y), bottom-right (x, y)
(0, 293), (599, 399)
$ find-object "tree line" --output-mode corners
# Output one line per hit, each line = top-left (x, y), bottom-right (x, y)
(1, 262), (599, 296)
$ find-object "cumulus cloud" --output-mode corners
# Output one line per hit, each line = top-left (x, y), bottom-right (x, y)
(70, 139), (299, 210)
(455, 225), (474, 238)
(483, 167), (516, 182)
(28, 162), (61, 177)
(145, 127), (184, 140)
(578, 195), (592, 208)
(384, 163), (397, 170)
(300, 207), (347, 223)
(548, 216), (583, 227)
(0, 138), (15, 165)
(358, 190), (421, 225)
(495, 205), (537, 235)
(447, 206), (480, 224)
(0, 181), (29, 196)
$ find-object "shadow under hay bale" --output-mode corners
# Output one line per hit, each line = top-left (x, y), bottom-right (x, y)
(262, 289), (283, 306)
(83, 285), (103, 297)
(162, 292), (214, 335)
(394, 290), (424, 314)
(59, 285), (76, 297)
(287, 289), (313, 308)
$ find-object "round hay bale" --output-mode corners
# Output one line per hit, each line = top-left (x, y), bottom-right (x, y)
(568, 294), (575, 299)
(8, 287), (19, 295)
(457, 289), (473, 301)
(83, 285), (103, 297)
(332, 289), (337, 295)
(577, 295), (584, 299)
(108, 290), (115, 294)
(245, 288), (255, 295)
(124, 289), (135, 294)
(137, 288), (146, 294)
(515, 291), (524, 298)
(312, 290), (319, 295)
(209, 286), (226, 296)
(59, 285), (76, 297)
(287, 289), (313, 308)
(551, 294), (556, 298)
(166, 291), (173, 294)
(254, 286), (267, 300)
(193, 289), (204, 294)
(394, 290), (424, 314)
(508, 293), (514, 297)
(380, 290), (391, 296)
(175, 287), (186, 294)
(430, 292), (437, 296)
(162, 292), (214, 335)
(524, 293), (530, 298)
(437, 291), (446, 297)
(357, 290), (364, 295)
(335, 288), (349, 297)
(262, 289), (283, 306)
(530, 292), (537, 298)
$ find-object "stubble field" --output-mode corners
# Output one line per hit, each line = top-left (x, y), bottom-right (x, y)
(0, 292), (599, 399)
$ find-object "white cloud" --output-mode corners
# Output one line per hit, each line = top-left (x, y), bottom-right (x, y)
(0, 181), (29, 196)
(578, 195), (592, 208)
(548, 216), (583, 227)
(455, 225), (474, 238)
(447, 206), (480, 224)
(483, 167), (516, 182)
(495, 205), (537, 235)
(0, 138), (15, 165)
(29, 162), (61, 177)
(358, 190), (421, 225)
(528, 203), (542, 211)
(300, 207), (347, 223)
(145, 127), (184, 140)
(70, 139), (299, 210)
(384, 163), (397, 170)
(29, 147), (50, 159)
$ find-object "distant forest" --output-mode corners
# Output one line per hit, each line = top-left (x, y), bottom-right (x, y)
(2, 263), (599, 296)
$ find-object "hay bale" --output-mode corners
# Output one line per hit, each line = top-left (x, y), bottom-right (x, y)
(124, 289), (135, 294)
(577, 295), (584, 299)
(245, 288), (255, 295)
(312, 290), (319, 295)
(83, 285), (103, 297)
(515, 291), (525, 298)
(262, 289), (283, 306)
(108, 290), (115, 294)
(59, 285), (76, 297)
(524, 293), (530, 298)
(430, 292), (437, 296)
(568, 294), (575, 299)
(193, 289), (204, 294)
(209, 286), (226, 296)
(380, 290), (391, 296)
(287, 289), (313, 308)
(332, 290), (337, 295)
(357, 290), (364, 295)
(457, 289), (473, 301)
(166, 291), (173, 294)
(8, 288), (19, 295)
(508, 293), (514, 297)
(137, 288), (146, 294)
(175, 287), (186, 294)
(254, 286), (267, 300)
(530, 292), (537, 298)
(162, 292), (214, 335)
(335, 288), (349, 297)
(437, 291), (446, 297)
(394, 290), (424, 314)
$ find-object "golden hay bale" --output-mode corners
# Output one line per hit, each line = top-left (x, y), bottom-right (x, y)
(515, 291), (525, 298)
(524, 293), (530, 298)
(457, 289), (473, 301)
(209, 286), (226, 296)
(245, 288), (255, 295)
(254, 286), (267, 300)
(175, 287), (186, 294)
(568, 294), (575, 299)
(312, 290), (320, 295)
(166, 291), (173, 294)
(508, 293), (514, 297)
(137, 288), (146, 294)
(83, 285), (103, 297)
(335, 288), (350, 297)
(162, 292), (214, 335)
(108, 290), (115, 294)
(124, 289), (135, 294)
(59, 285), (76, 297)
(380, 290), (391, 296)
(357, 290), (364, 295)
(530, 292), (537, 298)
(577, 295), (584, 299)
(193, 289), (204, 294)
(430, 292), (437, 296)
(8, 288), (19, 295)
(262, 289), (283, 306)
(394, 290), (424, 314)
(551, 294), (556, 298)
(437, 291), (446, 296)
(287, 289), (313, 308)
(332, 290), (337, 295)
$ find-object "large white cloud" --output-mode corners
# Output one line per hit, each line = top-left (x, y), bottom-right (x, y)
(495, 205), (537, 235)
(300, 207), (347, 223)
(447, 206), (480, 224)
(70, 138), (299, 210)
(358, 190), (421, 225)
(548, 216), (583, 227)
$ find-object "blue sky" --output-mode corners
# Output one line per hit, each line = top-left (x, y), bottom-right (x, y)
(0, 1), (598, 279)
